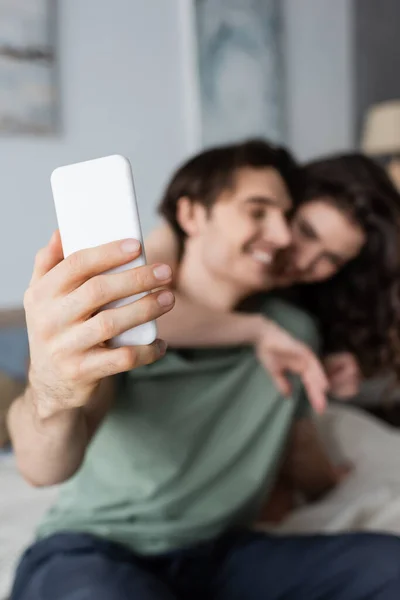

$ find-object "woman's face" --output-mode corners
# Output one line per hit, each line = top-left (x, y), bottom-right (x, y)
(274, 198), (366, 285)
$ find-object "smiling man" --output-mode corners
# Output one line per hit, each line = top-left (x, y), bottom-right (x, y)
(10, 140), (400, 600)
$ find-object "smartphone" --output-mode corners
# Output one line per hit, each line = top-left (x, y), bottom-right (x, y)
(50, 154), (157, 347)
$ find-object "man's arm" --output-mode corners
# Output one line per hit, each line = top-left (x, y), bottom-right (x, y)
(256, 418), (349, 525)
(281, 418), (348, 501)
(9, 232), (174, 488)
(7, 377), (115, 487)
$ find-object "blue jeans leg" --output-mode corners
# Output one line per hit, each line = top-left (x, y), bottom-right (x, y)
(11, 533), (177, 600)
(213, 531), (400, 600)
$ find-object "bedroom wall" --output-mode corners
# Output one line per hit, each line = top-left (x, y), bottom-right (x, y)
(283, 0), (354, 161)
(0, 0), (354, 307)
(0, 0), (193, 307)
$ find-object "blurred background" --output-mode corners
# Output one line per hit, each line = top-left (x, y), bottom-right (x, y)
(1, 0), (399, 308)
(2, 3), (400, 594)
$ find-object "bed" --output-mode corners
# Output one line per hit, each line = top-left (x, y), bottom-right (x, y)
(0, 453), (56, 599)
(2, 402), (400, 599)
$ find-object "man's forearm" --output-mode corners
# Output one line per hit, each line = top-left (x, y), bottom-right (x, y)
(157, 291), (262, 348)
(8, 386), (89, 487)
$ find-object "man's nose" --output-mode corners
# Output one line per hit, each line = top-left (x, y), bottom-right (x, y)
(266, 213), (291, 249)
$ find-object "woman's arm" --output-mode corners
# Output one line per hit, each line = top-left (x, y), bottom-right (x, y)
(145, 223), (328, 413)
(158, 297), (263, 348)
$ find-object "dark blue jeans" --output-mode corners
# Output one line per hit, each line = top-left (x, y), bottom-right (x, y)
(11, 530), (400, 600)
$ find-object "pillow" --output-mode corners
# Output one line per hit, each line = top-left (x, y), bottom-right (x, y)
(0, 371), (24, 447)
(0, 326), (29, 448)
(0, 327), (29, 381)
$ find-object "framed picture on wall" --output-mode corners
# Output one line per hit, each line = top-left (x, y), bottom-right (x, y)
(0, 0), (57, 135)
(194, 0), (285, 148)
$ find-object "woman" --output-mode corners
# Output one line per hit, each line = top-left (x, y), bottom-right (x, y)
(277, 154), (400, 387)
(146, 151), (400, 398)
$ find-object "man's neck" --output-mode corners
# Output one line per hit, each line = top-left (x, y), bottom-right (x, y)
(177, 243), (252, 312)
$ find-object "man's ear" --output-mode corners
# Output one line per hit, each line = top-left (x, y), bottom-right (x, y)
(176, 196), (207, 238)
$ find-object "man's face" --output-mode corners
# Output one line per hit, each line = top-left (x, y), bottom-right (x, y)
(190, 167), (292, 292)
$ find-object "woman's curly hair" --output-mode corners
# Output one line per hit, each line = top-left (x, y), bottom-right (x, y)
(298, 153), (400, 380)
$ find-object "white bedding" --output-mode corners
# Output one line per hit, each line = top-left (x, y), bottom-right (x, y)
(0, 455), (56, 599)
(2, 404), (400, 599)
(276, 405), (400, 535)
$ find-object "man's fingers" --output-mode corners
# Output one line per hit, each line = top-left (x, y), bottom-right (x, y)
(65, 263), (173, 323)
(46, 238), (143, 295)
(79, 340), (167, 380)
(30, 231), (64, 285)
(69, 289), (175, 350)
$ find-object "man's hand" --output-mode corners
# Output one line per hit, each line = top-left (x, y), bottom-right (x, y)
(25, 231), (175, 421)
(255, 319), (328, 413)
(324, 352), (361, 400)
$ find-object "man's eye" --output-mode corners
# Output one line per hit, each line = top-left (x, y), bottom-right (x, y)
(250, 208), (265, 220)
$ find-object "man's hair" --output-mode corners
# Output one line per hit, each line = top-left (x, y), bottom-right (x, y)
(158, 139), (300, 254)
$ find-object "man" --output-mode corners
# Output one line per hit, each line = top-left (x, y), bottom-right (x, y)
(9, 141), (400, 599)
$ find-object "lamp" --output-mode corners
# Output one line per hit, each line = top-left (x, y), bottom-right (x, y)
(361, 100), (400, 190)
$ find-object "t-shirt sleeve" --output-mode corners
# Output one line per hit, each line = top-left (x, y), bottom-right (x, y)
(260, 297), (321, 354)
(295, 384), (313, 419)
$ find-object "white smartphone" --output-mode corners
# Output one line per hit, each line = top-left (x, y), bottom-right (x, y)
(50, 154), (157, 347)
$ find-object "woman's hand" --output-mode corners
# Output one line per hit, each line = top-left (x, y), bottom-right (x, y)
(255, 318), (328, 413)
(324, 352), (361, 400)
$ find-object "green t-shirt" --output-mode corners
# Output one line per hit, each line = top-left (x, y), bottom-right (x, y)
(38, 298), (318, 554)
